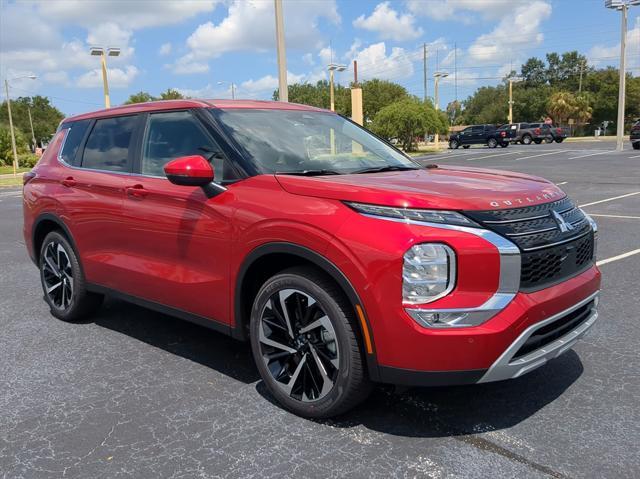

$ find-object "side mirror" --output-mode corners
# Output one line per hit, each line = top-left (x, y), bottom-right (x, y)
(164, 155), (214, 187)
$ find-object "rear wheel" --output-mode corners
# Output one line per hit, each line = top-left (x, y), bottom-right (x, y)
(555, 138), (564, 143)
(633, 142), (640, 150)
(500, 142), (509, 148)
(462, 145), (471, 149)
(39, 231), (103, 322)
(533, 139), (542, 144)
(487, 138), (498, 148)
(522, 134), (532, 145)
(249, 266), (371, 418)
(449, 139), (459, 149)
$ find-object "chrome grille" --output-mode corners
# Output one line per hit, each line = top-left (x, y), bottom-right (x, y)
(464, 197), (595, 291)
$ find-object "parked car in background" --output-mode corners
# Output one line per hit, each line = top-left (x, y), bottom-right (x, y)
(528, 123), (569, 144)
(448, 124), (514, 149)
(499, 123), (549, 145)
(630, 119), (640, 150)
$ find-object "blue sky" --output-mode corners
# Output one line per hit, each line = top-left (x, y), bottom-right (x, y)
(1, 0), (639, 116)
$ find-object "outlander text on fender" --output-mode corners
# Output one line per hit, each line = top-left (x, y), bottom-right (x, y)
(23, 99), (601, 418)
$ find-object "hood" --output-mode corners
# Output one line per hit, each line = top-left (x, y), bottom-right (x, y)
(275, 166), (565, 211)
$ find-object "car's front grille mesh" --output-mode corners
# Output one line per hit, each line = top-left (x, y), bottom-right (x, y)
(464, 197), (595, 291)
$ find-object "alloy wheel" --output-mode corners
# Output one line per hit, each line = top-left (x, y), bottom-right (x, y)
(42, 241), (74, 309)
(258, 288), (339, 402)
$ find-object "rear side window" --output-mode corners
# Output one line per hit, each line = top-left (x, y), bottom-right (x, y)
(142, 111), (224, 178)
(471, 126), (484, 134)
(529, 123), (541, 128)
(60, 120), (90, 166)
(82, 115), (138, 172)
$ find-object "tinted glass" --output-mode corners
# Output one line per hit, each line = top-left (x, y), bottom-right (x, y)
(471, 126), (484, 133)
(210, 109), (417, 175)
(82, 115), (137, 172)
(519, 123), (530, 129)
(142, 111), (222, 177)
(60, 120), (91, 165)
(529, 123), (542, 128)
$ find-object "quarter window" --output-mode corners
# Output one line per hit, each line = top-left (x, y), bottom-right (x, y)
(60, 120), (90, 166)
(82, 116), (138, 172)
(142, 111), (222, 177)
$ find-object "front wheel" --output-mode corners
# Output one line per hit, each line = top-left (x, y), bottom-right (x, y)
(449, 139), (459, 149)
(500, 142), (509, 148)
(555, 138), (564, 143)
(487, 138), (498, 148)
(462, 145), (471, 149)
(632, 142), (640, 150)
(39, 231), (103, 322)
(522, 135), (532, 145)
(250, 266), (371, 418)
(533, 139), (542, 144)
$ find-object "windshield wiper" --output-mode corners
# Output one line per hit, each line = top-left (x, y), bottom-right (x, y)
(276, 169), (342, 176)
(351, 165), (419, 174)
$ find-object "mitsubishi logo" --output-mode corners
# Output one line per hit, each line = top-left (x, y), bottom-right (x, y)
(551, 210), (574, 233)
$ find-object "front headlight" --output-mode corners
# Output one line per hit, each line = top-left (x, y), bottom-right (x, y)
(403, 244), (456, 304)
(345, 202), (479, 228)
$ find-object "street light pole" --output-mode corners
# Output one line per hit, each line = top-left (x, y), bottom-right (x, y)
(90, 47), (121, 108)
(3, 75), (37, 176)
(274, 0), (288, 102)
(433, 72), (449, 148)
(217, 81), (236, 100)
(327, 64), (346, 112)
(508, 77), (523, 124)
(4, 80), (19, 176)
(616, 3), (628, 151)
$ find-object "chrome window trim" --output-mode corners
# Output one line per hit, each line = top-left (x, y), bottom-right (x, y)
(360, 214), (521, 327)
(478, 291), (599, 383)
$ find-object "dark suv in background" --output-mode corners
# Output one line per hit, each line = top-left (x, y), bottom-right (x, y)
(502, 123), (550, 145)
(631, 119), (640, 150)
(448, 124), (513, 149)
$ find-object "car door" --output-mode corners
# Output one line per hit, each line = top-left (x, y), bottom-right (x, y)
(117, 109), (234, 324)
(470, 126), (485, 144)
(459, 127), (472, 145)
(57, 115), (141, 290)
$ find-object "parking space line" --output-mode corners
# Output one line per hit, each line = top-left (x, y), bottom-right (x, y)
(556, 181), (568, 185)
(629, 154), (640, 159)
(588, 213), (640, 219)
(466, 151), (522, 161)
(579, 191), (640, 207)
(596, 248), (640, 266)
(515, 151), (564, 161)
(568, 150), (615, 160)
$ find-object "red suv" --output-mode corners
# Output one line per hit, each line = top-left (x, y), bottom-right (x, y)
(23, 100), (601, 418)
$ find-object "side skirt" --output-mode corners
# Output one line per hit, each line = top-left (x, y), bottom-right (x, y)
(86, 283), (234, 338)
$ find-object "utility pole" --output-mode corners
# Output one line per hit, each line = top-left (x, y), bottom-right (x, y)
(433, 72), (449, 148)
(274, 0), (288, 102)
(508, 77), (523, 124)
(28, 107), (36, 151)
(4, 80), (19, 176)
(423, 43), (427, 101)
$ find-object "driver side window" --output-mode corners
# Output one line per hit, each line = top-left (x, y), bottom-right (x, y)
(142, 111), (224, 179)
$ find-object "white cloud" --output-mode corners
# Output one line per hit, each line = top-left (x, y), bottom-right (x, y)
(158, 43), (172, 56)
(406, 0), (512, 22)
(182, 0), (340, 61)
(467, 1), (552, 64)
(354, 2), (423, 42)
(302, 53), (315, 66)
(76, 66), (140, 88)
(346, 42), (415, 81)
(35, 0), (220, 29)
(43, 71), (71, 86)
(588, 24), (640, 70)
(169, 55), (210, 75)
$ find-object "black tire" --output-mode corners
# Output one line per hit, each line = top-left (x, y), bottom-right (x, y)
(449, 139), (459, 149)
(522, 134), (532, 145)
(555, 138), (564, 143)
(487, 138), (498, 148)
(533, 139), (542, 144)
(499, 142), (508, 148)
(633, 142), (640, 150)
(39, 231), (103, 322)
(249, 266), (371, 418)
(545, 137), (553, 144)
(462, 145), (471, 149)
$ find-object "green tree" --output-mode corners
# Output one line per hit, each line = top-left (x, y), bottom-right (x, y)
(521, 58), (547, 87)
(124, 91), (156, 104)
(159, 88), (185, 100)
(460, 85), (508, 125)
(0, 123), (30, 166)
(547, 91), (592, 126)
(446, 100), (463, 125)
(0, 96), (64, 147)
(360, 79), (409, 123)
(371, 99), (446, 151)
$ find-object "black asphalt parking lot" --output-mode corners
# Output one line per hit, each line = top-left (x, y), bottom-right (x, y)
(1, 139), (639, 478)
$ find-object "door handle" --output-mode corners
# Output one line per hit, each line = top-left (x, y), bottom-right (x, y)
(125, 185), (149, 198)
(61, 177), (76, 187)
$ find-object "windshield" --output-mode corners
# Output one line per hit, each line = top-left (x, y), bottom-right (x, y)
(209, 108), (418, 175)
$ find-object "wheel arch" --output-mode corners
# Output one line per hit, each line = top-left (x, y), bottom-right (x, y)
(233, 242), (379, 379)
(32, 213), (78, 265)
